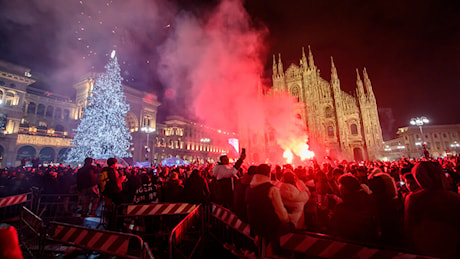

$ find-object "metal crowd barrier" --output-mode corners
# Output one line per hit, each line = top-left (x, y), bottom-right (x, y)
(115, 202), (197, 235)
(0, 192), (33, 223)
(280, 232), (431, 259)
(44, 221), (154, 258)
(35, 192), (80, 223)
(169, 204), (204, 258)
(207, 203), (257, 258)
(18, 206), (45, 258)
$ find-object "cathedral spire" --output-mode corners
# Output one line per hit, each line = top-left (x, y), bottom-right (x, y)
(331, 56), (338, 82)
(363, 67), (375, 100)
(308, 45), (315, 68)
(356, 68), (365, 98)
(272, 54), (278, 76)
(302, 46), (308, 68)
(278, 53), (284, 75)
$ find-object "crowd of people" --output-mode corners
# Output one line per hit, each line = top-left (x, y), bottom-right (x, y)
(1, 153), (460, 258)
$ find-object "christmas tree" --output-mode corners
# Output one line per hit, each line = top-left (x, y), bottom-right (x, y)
(66, 50), (132, 163)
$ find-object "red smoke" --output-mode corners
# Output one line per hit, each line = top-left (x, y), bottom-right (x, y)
(158, 0), (313, 163)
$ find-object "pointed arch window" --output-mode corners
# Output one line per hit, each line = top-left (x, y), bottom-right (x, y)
(327, 126), (334, 137)
(325, 106), (333, 118)
(350, 123), (358, 135)
(290, 85), (300, 102)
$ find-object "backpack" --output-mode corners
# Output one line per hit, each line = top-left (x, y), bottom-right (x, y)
(99, 169), (110, 193)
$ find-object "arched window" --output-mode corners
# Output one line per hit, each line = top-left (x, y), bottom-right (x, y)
(350, 123), (358, 135)
(5, 91), (16, 106)
(54, 108), (62, 119)
(46, 105), (54, 118)
(63, 109), (70, 120)
(125, 112), (138, 131)
(325, 106), (333, 118)
(27, 102), (36, 114)
(39, 147), (55, 163)
(327, 126), (334, 137)
(290, 85), (300, 102)
(37, 104), (45, 116)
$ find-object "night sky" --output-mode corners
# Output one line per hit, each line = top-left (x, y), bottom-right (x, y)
(0, 0), (459, 140)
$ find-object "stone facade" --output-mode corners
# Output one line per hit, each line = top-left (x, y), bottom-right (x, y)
(0, 61), (160, 167)
(154, 115), (239, 164)
(272, 47), (383, 161)
(383, 124), (460, 160)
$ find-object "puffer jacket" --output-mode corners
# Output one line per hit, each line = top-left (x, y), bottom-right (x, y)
(279, 181), (310, 229)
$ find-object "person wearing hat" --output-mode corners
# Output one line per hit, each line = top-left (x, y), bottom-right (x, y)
(77, 157), (100, 217)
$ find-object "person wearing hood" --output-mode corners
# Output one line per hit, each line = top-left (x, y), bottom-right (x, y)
(279, 170), (310, 229)
(404, 161), (460, 258)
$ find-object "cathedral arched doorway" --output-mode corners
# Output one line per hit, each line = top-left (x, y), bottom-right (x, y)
(353, 148), (363, 161)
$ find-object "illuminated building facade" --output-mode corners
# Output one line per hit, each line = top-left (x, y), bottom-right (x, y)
(272, 47), (384, 161)
(154, 115), (238, 164)
(383, 124), (460, 160)
(0, 61), (160, 167)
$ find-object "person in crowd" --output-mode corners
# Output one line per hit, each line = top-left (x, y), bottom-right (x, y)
(101, 158), (125, 205)
(76, 157), (100, 217)
(314, 169), (330, 231)
(42, 170), (60, 194)
(400, 172), (420, 199)
(404, 161), (460, 258)
(9, 172), (30, 195)
(161, 171), (183, 203)
(133, 172), (157, 204)
(182, 169), (209, 205)
(368, 168), (403, 246)
(246, 164), (293, 256)
(213, 149), (246, 209)
(124, 168), (142, 203)
(233, 165), (256, 222)
(329, 174), (378, 243)
(279, 170), (310, 229)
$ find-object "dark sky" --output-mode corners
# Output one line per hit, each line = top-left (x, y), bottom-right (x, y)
(0, 0), (459, 139)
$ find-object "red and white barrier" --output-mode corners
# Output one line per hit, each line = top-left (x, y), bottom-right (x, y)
(126, 203), (197, 216)
(280, 233), (429, 259)
(211, 204), (251, 238)
(0, 193), (29, 208)
(48, 222), (146, 258)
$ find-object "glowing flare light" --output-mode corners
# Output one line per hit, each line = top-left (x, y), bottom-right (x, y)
(283, 150), (294, 164)
(299, 143), (315, 160)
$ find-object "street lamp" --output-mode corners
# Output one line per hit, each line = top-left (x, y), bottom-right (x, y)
(141, 126), (155, 161)
(410, 116), (429, 159)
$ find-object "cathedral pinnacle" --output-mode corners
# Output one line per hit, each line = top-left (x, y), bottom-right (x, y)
(363, 67), (375, 99)
(356, 68), (365, 98)
(331, 56), (339, 82)
(272, 54), (278, 76)
(302, 47), (308, 68)
(278, 53), (284, 75)
(308, 45), (315, 68)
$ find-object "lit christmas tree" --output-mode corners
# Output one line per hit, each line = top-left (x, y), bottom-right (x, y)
(66, 50), (132, 163)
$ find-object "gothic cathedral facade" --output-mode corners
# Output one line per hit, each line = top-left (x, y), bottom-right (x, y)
(272, 47), (383, 161)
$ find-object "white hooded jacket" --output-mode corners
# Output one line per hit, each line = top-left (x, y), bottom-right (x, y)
(279, 180), (310, 229)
